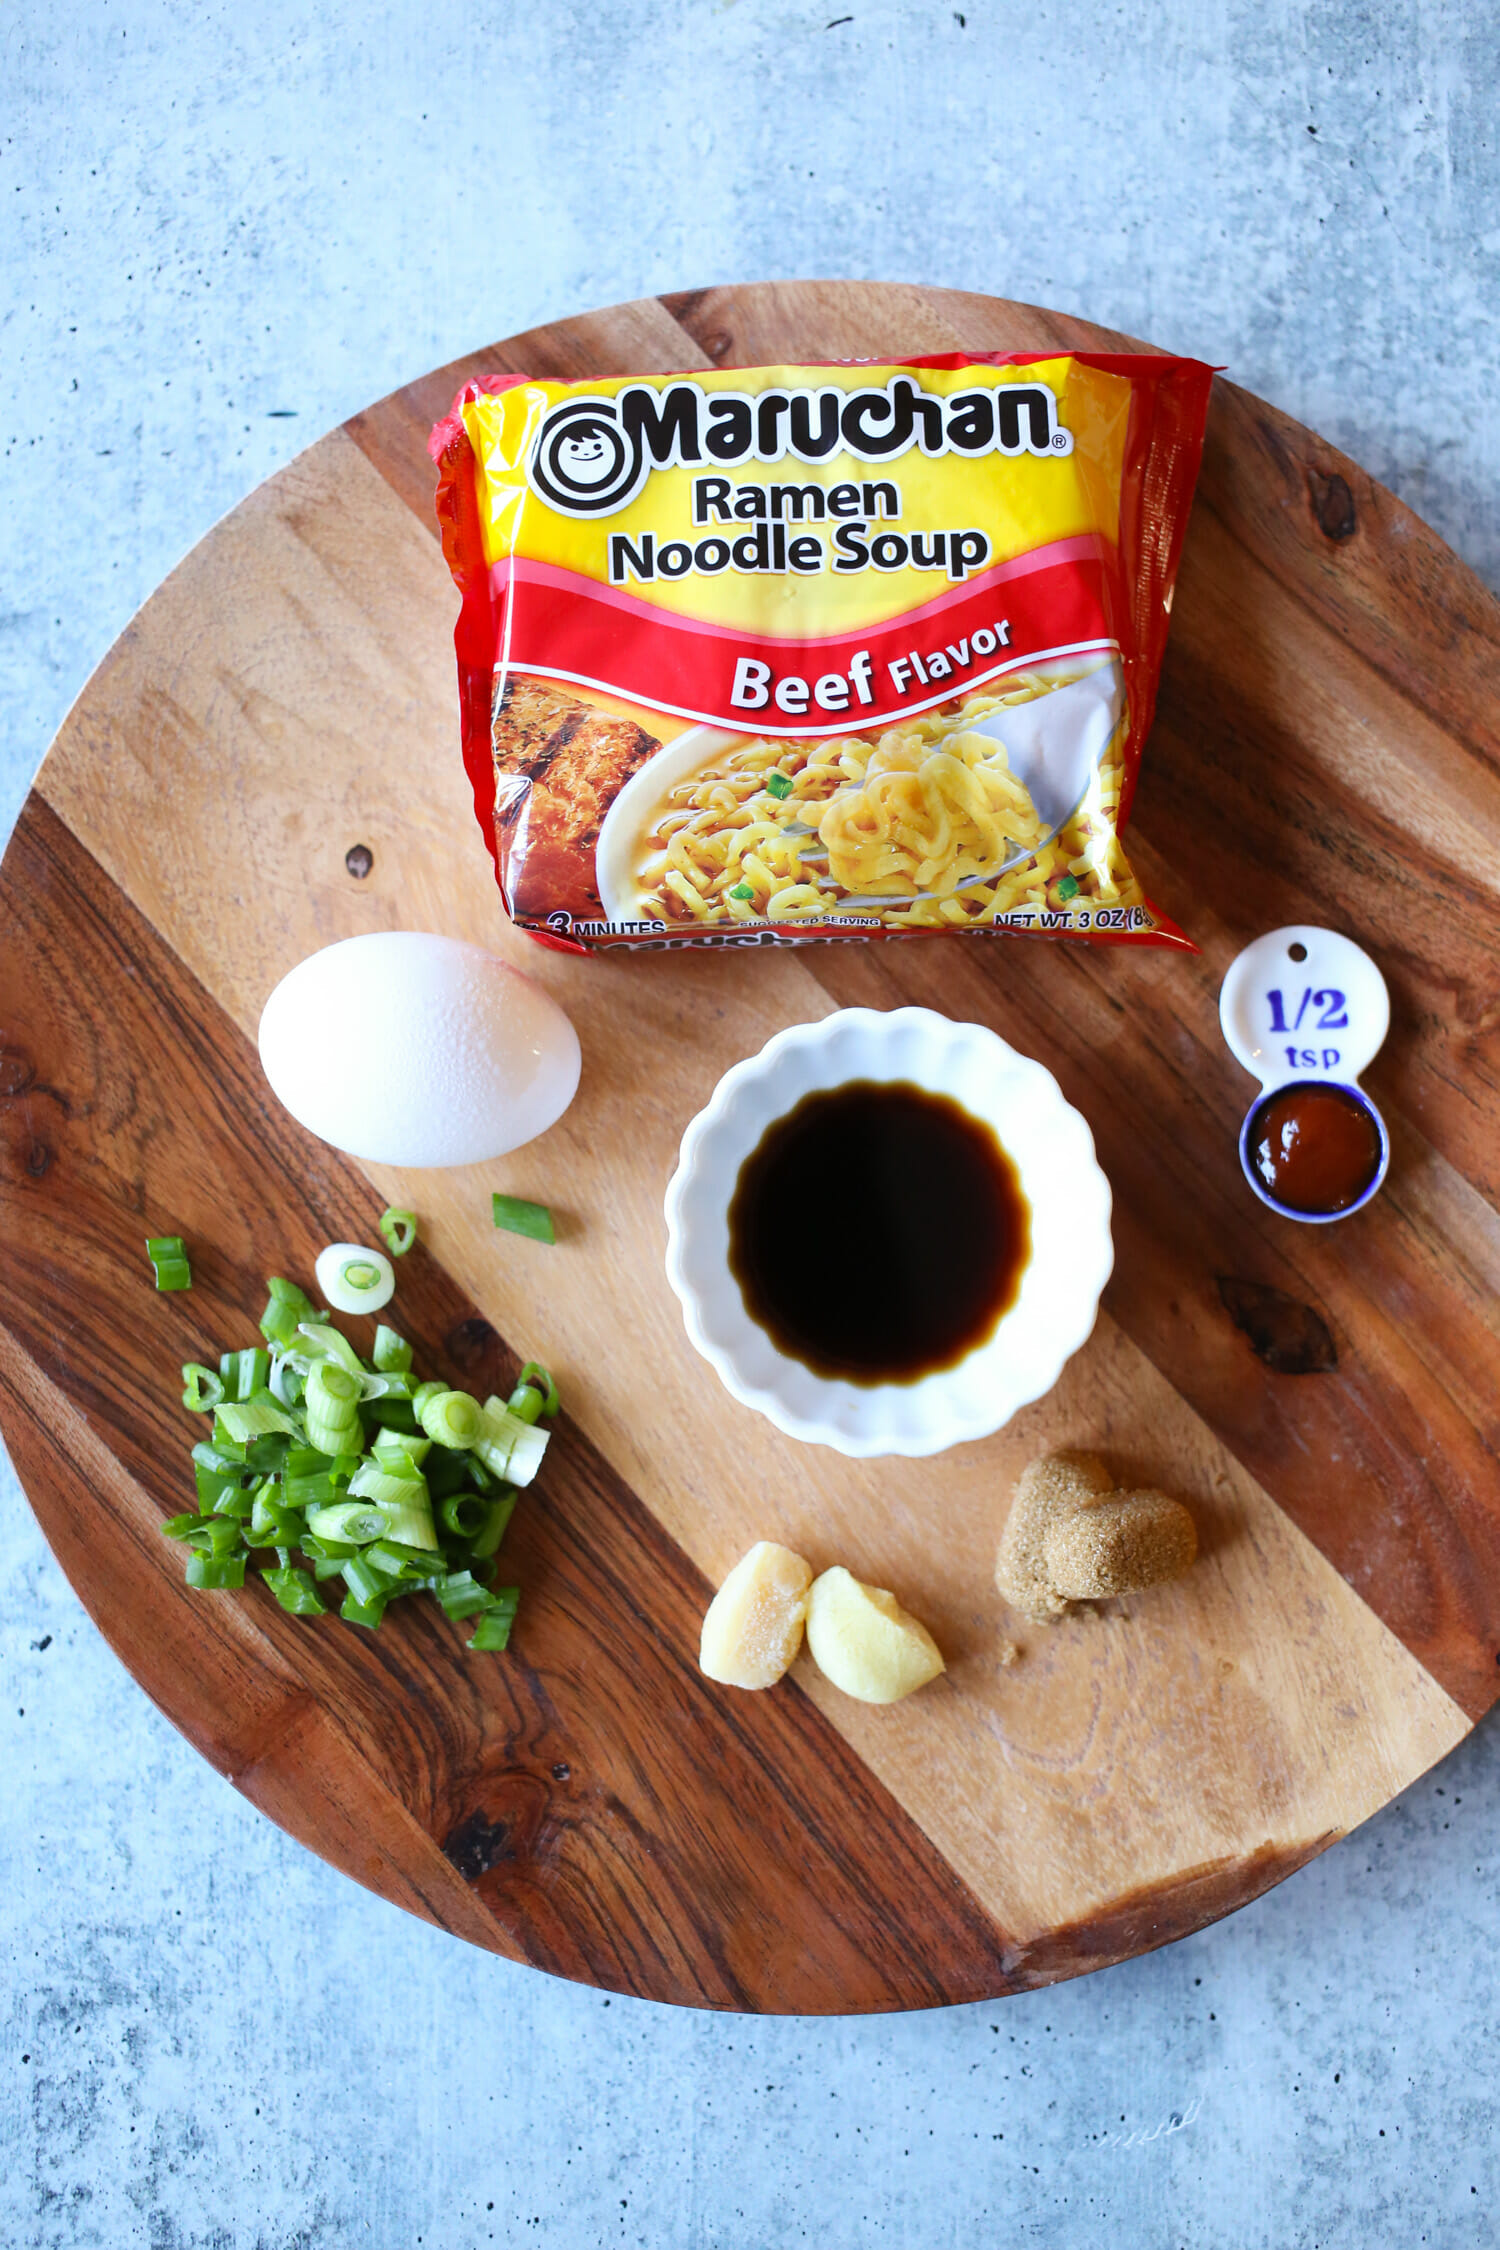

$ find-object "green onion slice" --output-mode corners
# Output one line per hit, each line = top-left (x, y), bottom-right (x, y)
(372, 1325), (413, 1374)
(345, 1460), (439, 1552)
(262, 1566), (327, 1617)
(214, 1394), (299, 1445)
(379, 1207), (418, 1257)
(181, 1363), (224, 1413)
(432, 1569), (495, 1622)
(765, 772), (793, 801)
(314, 1241), (396, 1315)
(469, 1589), (520, 1651)
(475, 1401), (550, 1488)
(185, 1552), (246, 1591)
(507, 1362), (560, 1422)
(372, 1428), (430, 1472)
(728, 882), (755, 902)
(219, 1346), (271, 1403)
(491, 1194), (555, 1245)
(359, 1369), (414, 1402)
(146, 1235), (192, 1291)
(260, 1276), (316, 1347)
(340, 1589), (390, 1629)
(307, 1500), (391, 1545)
(470, 1492), (517, 1561)
(340, 1553), (390, 1609)
(295, 1322), (365, 1377)
(304, 1360), (361, 1415)
(417, 1387), (482, 1450)
(440, 1492), (488, 1540)
(162, 1513), (209, 1541)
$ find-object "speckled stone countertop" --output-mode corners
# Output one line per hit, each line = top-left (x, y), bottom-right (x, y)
(3, 5), (1498, 2244)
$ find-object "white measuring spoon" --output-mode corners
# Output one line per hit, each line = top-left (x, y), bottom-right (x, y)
(1219, 924), (1391, 1222)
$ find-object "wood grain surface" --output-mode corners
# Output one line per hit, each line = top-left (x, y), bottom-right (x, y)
(4, 282), (1496, 2012)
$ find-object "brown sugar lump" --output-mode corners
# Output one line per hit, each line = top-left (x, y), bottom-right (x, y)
(996, 1453), (1198, 1621)
(993, 1451), (1115, 1622)
(804, 1567), (946, 1705)
(699, 1542), (814, 1689)
(1042, 1490), (1198, 1601)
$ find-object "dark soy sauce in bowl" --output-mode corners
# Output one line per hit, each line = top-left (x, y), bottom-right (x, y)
(727, 1078), (1031, 1385)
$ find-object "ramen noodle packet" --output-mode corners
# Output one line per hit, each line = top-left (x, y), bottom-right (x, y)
(430, 352), (1214, 953)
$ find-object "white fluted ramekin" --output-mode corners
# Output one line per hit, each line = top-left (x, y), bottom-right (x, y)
(663, 1007), (1113, 1457)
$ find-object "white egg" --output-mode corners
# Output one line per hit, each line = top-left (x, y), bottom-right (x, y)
(257, 933), (581, 1167)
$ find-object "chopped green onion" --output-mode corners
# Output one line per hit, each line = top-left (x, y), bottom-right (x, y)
(364, 1398), (419, 1434)
(372, 1426), (429, 1466)
(340, 1590), (391, 1629)
(281, 1444), (351, 1510)
(219, 1346), (271, 1403)
(517, 1359), (562, 1413)
(363, 1539), (443, 1582)
(315, 1241), (396, 1315)
(295, 1322), (365, 1377)
(192, 1440), (247, 1511)
(301, 1532), (358, 1580)
(162, 1283), (557, 1651)
(260, 1276), (316, 1347)
(432, 1569), (495, 1622)
(303, 1359), (363, 1455)
(185, 1552), (246, 1590)
(507, 1362), (560, 1423)
(1055, 873), (1081, 902)
(192, 1437), (245, 1474)
(214, 1394), (299, 1445)
(440, 1492), (488, 1540)
(360, 1368), (414, 1402)
(347, 1458), (438, 1551)
(247, 1488), (306, 1549)
(348, 1454), (420, 1497)
(470, 1492), (517, 1561)
(475, 1401), (550, 1488)
(491, 1194), (555, 1245)
(301, 1531), (357, 1562)
(190, 1514), (245, 1558)
(193, 1464), (241, 1511)
(728, 882), (755, 902)
(417, 1387), (482, 1450)
(262, 1566), (327, 1617)
(372, 1325), (413, 1374)
(379, 1207), (417, 1257)
(469, 1589), (520, 1651)
(181, 1363), (224, 1413)
(341, 1554), (390, 1609)
(243, 1429), (295, 1473)
(765, 772), (793, 801)
(146, 1235), (192, 1291)
(267, 1353), (304, 1410)
(307, 1500), (391, 1545)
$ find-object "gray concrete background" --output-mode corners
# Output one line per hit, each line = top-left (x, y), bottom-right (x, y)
(3, 3), (1498, 2243)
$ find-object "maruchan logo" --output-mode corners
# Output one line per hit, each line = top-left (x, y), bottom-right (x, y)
(526, 376), (1073, 518)
(529, 401), (643, 517)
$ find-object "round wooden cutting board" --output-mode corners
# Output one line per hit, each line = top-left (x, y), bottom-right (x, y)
(3, 283), (1498, 2013)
